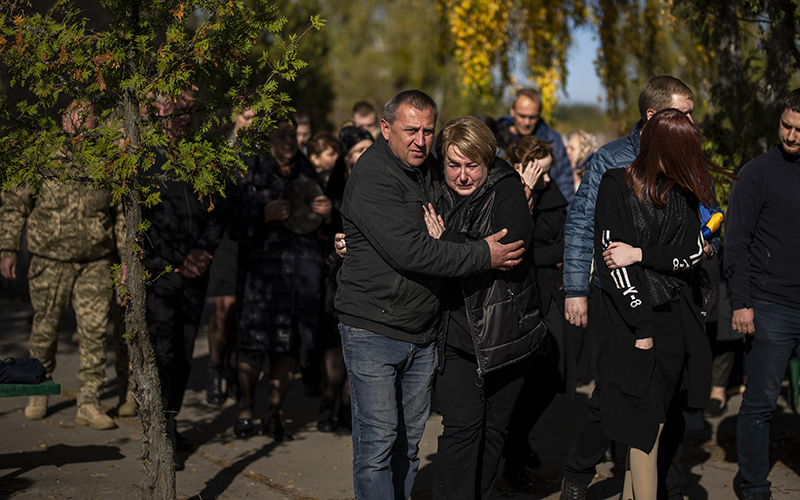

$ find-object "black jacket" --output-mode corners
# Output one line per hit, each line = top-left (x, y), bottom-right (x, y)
(594, 168), (710, 450)
(595, 169), (706, 339)
(724, 146), (800, 310)
(531, 180), (569, 313)
(143, 148), (224, 272)
(437, 160), (546, 376)
(335, 135), (491, 344)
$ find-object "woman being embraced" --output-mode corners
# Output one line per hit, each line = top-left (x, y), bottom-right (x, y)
(425, 116), (546, 499)
(595, 109), (725, 500)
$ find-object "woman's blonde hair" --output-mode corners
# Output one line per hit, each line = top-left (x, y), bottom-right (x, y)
(569, 130), (601, 170)
(436, 116), (497, 169)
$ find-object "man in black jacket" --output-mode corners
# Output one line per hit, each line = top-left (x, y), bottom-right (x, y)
(335, 90), (525, 500)
(144, 93), (224, 470)
(725, 88), (800, 500)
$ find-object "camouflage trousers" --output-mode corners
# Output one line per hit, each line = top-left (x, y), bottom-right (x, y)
(28, 255), (112, 405)
(111, 296), (131, 396)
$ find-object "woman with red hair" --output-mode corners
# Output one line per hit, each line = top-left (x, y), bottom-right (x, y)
(593, 108), (726, 500)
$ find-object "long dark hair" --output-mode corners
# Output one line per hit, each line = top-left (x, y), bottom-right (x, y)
(626, 108), (728, 207)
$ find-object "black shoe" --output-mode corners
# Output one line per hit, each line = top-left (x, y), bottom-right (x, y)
(503, 460), (533, 492)
(206, 365), (226, 405)
(262, 417), (294, 442)
(173, 449), (185, 471)
(559, 476), (587, 500)
(234, 418), (255, 439)
(603, 445), (615, 463)
(167, 416), (186, 471)
(226, 368), (240, 402)
(174, 430), (193, 452)
(520, 447), (543, 470)
(317, 409), (337, 432)
(317, 400), (337, 432)
(337, 404), (352, 431)
(173, 429), (194, 452)
(743, 492), (773, 500)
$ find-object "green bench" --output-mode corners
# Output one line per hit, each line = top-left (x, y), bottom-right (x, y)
(0, 379), (61, 398)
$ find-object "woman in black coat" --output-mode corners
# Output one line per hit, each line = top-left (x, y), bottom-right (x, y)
(423, 116), (547, 500)
(230, 120), (332, 441)
(593, 109), (724, 500)
(500, 136), (578, 489)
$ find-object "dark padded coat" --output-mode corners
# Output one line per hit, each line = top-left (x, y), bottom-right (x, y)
(437, 160), (547, 376)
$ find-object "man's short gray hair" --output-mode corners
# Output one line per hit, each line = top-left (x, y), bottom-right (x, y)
(383, 90), (438, 125)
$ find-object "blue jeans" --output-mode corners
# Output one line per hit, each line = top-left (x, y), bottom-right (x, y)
(339, 323), (437, 500)
(737, 299), (800, 497)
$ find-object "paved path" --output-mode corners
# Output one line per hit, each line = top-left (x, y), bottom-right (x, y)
(0, 289), (798, 500)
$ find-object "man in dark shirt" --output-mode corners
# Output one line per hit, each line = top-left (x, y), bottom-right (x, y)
(724, 88), (800, 500)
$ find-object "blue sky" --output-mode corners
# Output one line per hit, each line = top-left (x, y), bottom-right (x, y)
(558, 26), (606, 106)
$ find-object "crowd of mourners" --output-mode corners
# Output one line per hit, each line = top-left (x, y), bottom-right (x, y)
(1, 74), (799, 500)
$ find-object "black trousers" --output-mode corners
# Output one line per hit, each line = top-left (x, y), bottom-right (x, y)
(563, 288), (686, 500)
(433, 345), (531, 500)
(146, 270), (209, 414)
(504, 334), (560, 461)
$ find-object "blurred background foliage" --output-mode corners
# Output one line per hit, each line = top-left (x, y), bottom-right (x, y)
(2, 0), (799, 195)
(277, 0), (799, 184)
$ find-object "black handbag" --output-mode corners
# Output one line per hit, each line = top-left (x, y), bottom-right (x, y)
(698, 267), (719, 319)
(0, 357), (46, 384)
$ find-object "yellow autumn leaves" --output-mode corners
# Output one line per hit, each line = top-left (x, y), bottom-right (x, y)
(440, 0), (574, 117)
(442, 0), (512, 96)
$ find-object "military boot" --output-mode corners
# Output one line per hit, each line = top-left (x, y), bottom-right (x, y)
(24, 395), (48, 420)
(118, 390), (138, 417)
(76, 403), (117, 430)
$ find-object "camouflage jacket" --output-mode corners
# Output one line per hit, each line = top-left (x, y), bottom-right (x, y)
(0, 180), (125, 263)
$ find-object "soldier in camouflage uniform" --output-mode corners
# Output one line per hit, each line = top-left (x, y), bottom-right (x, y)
(0, 104), (125, 429)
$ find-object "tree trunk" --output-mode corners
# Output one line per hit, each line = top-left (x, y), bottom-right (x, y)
(122, 191), (176, 500)
(122, 55), (176, 498)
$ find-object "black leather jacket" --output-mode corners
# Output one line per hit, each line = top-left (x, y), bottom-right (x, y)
(437, 160), (547, 376)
